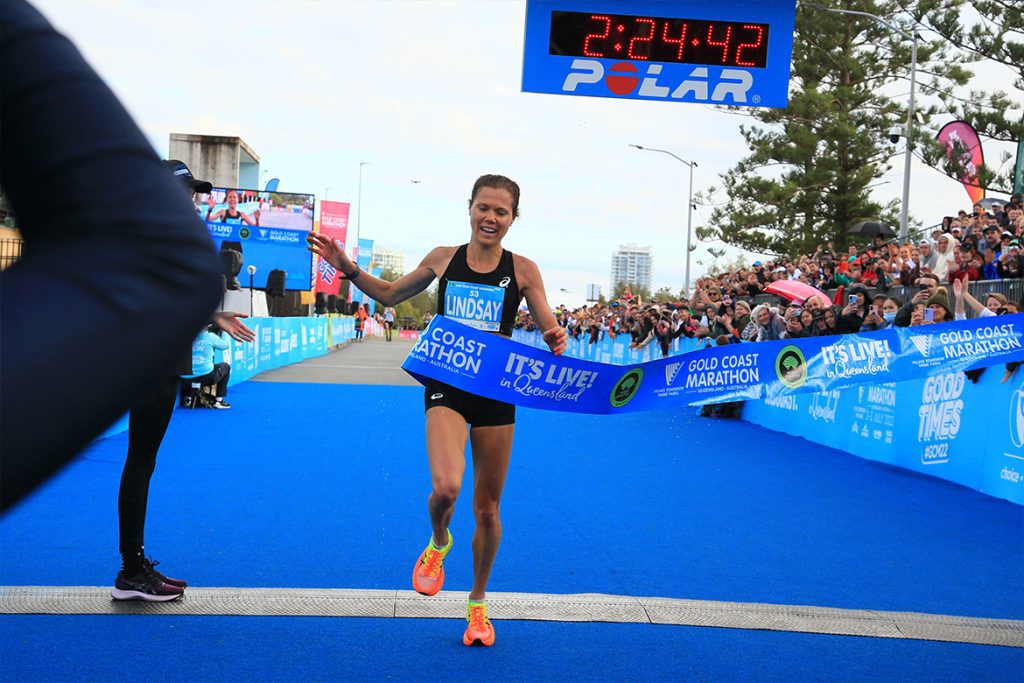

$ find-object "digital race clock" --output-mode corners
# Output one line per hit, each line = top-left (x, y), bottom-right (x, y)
(522, 0), (796, 108)
(549, 11), (769, 69)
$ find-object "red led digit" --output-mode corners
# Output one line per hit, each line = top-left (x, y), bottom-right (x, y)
(735, 24), (765, 67)
(583, 15), (612, 57)
(661, 20), (688, 61)
(705, 23), (733, 64)
(627, 17), (656, 60)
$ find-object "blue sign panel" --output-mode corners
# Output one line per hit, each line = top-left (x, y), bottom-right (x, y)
(522, 0), (796, 108)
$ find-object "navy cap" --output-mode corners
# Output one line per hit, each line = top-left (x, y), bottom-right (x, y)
(163, 159), (212, 193)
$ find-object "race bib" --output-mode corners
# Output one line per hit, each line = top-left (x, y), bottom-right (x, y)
(444, 281), (504, 331)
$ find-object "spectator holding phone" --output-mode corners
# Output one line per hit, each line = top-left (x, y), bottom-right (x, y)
(894, 273), (941, 327)
(836, 285), (869, 334)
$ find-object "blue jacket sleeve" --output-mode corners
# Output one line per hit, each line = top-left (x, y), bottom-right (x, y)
(0, 0), (223, 510)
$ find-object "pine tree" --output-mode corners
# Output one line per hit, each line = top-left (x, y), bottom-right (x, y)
(698, 0), (969, 256)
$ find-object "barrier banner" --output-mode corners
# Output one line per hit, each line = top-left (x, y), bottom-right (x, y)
(402, 314), (1024, 414)
(742, 369), (1024, 505)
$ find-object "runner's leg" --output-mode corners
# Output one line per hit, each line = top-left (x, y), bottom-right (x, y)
(425, 407), (468, 546)
(467, 424), (514, 600)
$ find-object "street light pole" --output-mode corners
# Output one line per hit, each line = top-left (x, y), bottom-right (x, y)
(630, 144), (697, 296)
(814, 4), (919, 243)
(356, 162), (369, 250)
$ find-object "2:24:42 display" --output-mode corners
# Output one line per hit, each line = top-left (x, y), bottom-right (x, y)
(549, 10), (770, 68)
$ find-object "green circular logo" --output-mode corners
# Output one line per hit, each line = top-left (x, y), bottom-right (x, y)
(775, 345), (807, 389)
(610, 368), (643, 408)
(239, 227), (251, 239)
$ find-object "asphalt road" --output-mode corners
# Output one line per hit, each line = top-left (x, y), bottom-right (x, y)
(252, 336), (420, 386)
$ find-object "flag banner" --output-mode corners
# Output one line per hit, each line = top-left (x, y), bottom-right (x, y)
(403, 314), (1024, 414)
(315, 201), (351, 295)
(936, 120), (986, 205)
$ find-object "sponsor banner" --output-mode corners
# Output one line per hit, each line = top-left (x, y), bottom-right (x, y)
(403, 315), (1024, 416)
(329, 315), (355, 347)
(315, 201), (350, 296)
(398, 329), (420, 340)
(222, 317), (332, 385)
(744, 369), (1024, 506)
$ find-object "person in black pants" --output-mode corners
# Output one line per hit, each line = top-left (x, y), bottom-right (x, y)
(114, 162), (255, 602)
(0, 0), (252, 600)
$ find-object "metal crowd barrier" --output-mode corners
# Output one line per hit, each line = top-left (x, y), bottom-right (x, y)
(0, 237), (23, 271)
(747, 279), (1022, 317)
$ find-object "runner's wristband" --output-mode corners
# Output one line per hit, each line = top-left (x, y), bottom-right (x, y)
(343, 266), (360, 281)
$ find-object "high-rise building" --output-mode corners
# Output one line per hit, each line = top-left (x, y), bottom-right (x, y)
(610, 243), (652, 293)
(373, 247), (406, 275)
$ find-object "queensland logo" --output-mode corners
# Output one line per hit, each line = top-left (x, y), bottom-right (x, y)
(1010, 388), (1024, 450)
(562, 59), (754, 104)
(775, 346), (806, 389)
(665, 362), (683, 386)
(239, 227), (251, 239)
(820, 339), (892, 380)
(502, 352), (597, 403)
(610, 368), (643, 408)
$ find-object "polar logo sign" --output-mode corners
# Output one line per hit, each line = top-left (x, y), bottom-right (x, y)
(562, 60), (753, 104)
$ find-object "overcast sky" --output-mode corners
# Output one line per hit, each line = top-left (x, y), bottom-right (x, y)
(33, 0), (1021, 307)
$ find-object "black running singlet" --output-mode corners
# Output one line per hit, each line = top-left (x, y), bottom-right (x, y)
(437, 244), (521, 336)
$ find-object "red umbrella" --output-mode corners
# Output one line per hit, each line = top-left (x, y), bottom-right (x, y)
(764, 280), (831, 307)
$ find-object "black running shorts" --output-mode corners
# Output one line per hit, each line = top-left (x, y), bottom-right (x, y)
(423, 380), (515, 427)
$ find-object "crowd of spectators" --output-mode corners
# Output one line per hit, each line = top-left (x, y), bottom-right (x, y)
(515, 195), (1024, 363)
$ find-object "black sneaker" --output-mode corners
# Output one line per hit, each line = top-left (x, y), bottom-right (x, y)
(111, 568), (184, 602)
(142, 557), (188, 589)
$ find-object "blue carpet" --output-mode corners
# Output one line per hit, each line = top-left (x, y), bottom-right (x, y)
(1, 380), (1022, 679)
(1, 615), (1021, 682)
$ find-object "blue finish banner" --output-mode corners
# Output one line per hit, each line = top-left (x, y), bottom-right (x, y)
(521, 0), (796, 108)
(403, 315), (1024, 414)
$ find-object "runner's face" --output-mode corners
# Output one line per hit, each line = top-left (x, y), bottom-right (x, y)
(469, 187), (514, 246)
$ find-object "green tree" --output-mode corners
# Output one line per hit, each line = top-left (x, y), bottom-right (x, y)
(916, 0), (1024, 195)
(699, 1), (968, 256)
(370, 267), (437, 328)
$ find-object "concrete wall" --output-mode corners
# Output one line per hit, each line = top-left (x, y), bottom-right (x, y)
(169, 134), (261, 189)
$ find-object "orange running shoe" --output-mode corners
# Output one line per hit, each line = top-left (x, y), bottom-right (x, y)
(411, 530), (452, 596)
(463, 601), (495, 646)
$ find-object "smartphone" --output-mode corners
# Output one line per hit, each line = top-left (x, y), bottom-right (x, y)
(924, 308), (935, 322)
(919, 283), (930, 291)
(848, 294), (858, 305)
(718, 303), (728, 316)
(870, 305), (878, 315)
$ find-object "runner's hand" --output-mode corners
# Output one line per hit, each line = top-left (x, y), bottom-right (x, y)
(543, 326), (568, 356)
(306, 231), (353, 272)
(212, 310), (256, 343)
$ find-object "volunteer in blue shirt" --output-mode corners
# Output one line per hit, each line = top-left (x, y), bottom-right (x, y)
(307, 174), (567, 647)
(181, 325), (232, 409)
